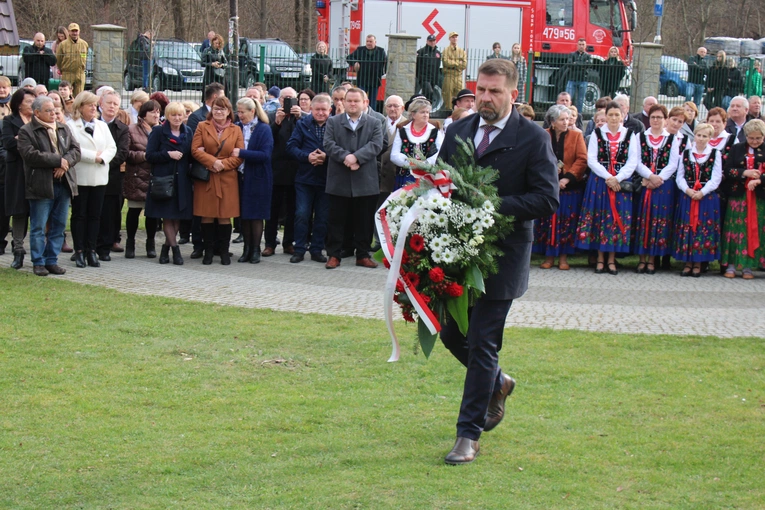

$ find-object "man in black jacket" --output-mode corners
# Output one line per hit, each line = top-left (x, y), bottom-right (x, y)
(565, 38), (591, 116)
(96, 91), (129, 261)
(136, 30), (152, 90)
(23, 33), (57, 88)
(347, 35), (387, 112)
(416, 35), (441, 105)
(437, 59), (558, 465)
(686, 47), (708, 107)
(17, 95), (81, 276)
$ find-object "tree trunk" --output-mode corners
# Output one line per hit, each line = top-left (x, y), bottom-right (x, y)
(173, 0), (186, 40)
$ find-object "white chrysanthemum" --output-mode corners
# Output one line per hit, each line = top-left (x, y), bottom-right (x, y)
(414, 196), (429, 210)
(472, 222), (484, 234)
(420, 210), (438, 224)
(464, 209), (478, 223)
(435, 195), (451, 209)
(431, 249), (443, 263)
(436, 233), (453, 246)
(434, 214), (448, 228)
(480, 215), (495, 228)
(482, 200), (495, 212)
(441, 248), (455, 264)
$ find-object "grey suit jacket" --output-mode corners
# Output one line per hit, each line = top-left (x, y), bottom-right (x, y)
(323, 113), (384, 197)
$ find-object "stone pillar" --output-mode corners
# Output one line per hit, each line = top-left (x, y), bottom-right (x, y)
(629, 42), (663, 113)
(91, 24), (127, 92)
(385, 34), (420, 105)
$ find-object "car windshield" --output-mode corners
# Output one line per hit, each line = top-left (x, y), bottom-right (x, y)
(155, 42), (199, 60)
(589, 0), (623, 32)
(248, 42), (299, 59)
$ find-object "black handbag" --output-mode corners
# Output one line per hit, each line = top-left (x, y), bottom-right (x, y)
(150, 174), (174, 201)
(190, 138), (228, 182)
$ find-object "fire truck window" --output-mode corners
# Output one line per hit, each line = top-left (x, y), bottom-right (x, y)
(589, 0), (623, 32)
(546, 0), (573, 26)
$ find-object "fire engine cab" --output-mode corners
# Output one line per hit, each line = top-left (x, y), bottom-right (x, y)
(316, 0), (637, 114)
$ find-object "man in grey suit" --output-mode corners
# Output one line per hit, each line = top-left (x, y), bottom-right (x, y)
(323, 87), (384, 269)
(438, 58), (559, 464)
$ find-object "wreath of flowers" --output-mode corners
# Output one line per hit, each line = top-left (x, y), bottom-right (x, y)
(375, 137), (514, 360)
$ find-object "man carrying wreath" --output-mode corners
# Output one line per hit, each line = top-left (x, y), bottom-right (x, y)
(437, 58), (559, 464)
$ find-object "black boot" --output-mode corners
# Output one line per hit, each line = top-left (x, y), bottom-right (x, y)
(86, 250), (100, 267)
(250, 246), (261, 264)
(218, 223), (232, 265)
(238, 244), (252, 263)
(202, 223), (215, 265)
(10, 251), (24, 269)
(125, 238), (135, 259)
(146, 238), (157, 258)
(74, 251), (86, 268)
(172, 245), (184, 265)
(159, 244), (170, 264)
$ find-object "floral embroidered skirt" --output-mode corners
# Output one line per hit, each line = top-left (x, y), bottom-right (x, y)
(533, 188), (584, 256)
(720, 198), (765, 267)
(575, 175), (633, 253)
(672, 192), (721, 262)
(634, 179), (676, 256)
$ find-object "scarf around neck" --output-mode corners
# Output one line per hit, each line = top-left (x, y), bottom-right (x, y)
(213, 119), (231, 135)
(36, 118), (60, 154)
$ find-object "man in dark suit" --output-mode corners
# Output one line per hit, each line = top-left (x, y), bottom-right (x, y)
(726, 96), (749, 143)
(322, 87), (384, 269)
(96, 91), (129, 260)
(438, 58), (559, 465)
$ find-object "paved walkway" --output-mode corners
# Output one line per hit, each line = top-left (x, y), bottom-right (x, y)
(4, 233), (765, 338)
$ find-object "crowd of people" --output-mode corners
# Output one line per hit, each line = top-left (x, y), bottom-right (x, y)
(1, 27), (765, 281)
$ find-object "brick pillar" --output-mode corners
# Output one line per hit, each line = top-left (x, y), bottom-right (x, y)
(385, 34), (421, 105)
(91, 24), (127, 92)
(629, 42), (663, 113)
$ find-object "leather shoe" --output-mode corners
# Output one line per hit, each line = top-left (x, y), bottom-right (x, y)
(190, 247), (204, 259)
(111, 242), (124, 253)
(86, 251), (100, 267)
(290, 253), (304, 263)
(444, 437), (480, 465)
(484, 374), (516, 432)
(311, 253), (328, 263)
(45, 264), (66, 275)
(10, 252), (24, 269)
(355, 257), (378, 268)
(283, 244), (295, 255)
(325, 256), (341, 269)
(33, 265), (49, 276)
(262, 246), (275, 257)
(98, 251), (111, 261)
(232, 233), (244, 244)
(61, 241), (73, 253)
(74, 252), (86, 268)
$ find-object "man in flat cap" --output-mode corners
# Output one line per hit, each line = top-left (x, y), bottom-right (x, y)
(56, 23), (89, 97)
(442, 31), (467, 109)
(416, 34), (441, 106)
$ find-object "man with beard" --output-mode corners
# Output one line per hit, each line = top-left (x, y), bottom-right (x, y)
(436, 58), (559, 465)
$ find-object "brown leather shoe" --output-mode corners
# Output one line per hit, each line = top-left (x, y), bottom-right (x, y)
(355, 257), (378, 268)
(444, 437), (480, 465)
(261, 246), (275, 257)
(484, 374), (516, 432)
(44, 264), (67, 275)
(33, 265), (49, 276)
(283, 244), (295, 255)
(111, 242), (124, 253)
(61, 241), (73, 253)
(325, 256), (341, 269)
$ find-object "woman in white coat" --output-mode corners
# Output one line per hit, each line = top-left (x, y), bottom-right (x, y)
(67, 91), (117, 268)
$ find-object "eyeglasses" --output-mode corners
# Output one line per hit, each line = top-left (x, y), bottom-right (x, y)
(212, 107), (228, 112)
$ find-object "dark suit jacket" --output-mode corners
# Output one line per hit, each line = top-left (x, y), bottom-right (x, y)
(323, 112), (383, 197)
(186, 106), (209, 134)
(105, 118), (130, 195)
(725, 119), (747, 144)
(439, 107), (559, 300)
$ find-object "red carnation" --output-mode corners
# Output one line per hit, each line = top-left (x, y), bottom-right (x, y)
(445, 282), (464, 297)
(396, 280), (405, 293)
(402, 310), (415, 323)
(421, 294), (431, 304)
(404, 272), (420, 288)
(401, 250), (410, 264)
(383, 257), (391, 269)
(429, 267), (445, 283)
(409, 234), (425, 253)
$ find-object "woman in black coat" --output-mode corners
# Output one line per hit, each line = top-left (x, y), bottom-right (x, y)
(601, 46), (626, 99)
(724, 58), (744, 109)
(310, 41), (333, 94)
(145, 101), (194, 265)
(201, 35), (227, 103)
(2, 88), (36, 269)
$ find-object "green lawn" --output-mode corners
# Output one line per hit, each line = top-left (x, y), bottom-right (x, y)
(1, 269), (762, 509)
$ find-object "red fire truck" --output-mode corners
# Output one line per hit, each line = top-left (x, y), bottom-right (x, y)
(316, 0), (637, 114)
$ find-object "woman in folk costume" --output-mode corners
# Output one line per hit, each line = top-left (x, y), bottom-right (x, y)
(576, 101), (640, 275)
(533, 105), (588, 270)
(719, 119), (765, 279)
(673, 123), (723, 277)
(634, 104), (681, 274)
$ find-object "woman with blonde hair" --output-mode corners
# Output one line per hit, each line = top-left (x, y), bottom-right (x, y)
(390, 98), (444, 189)
(310, 41), (332, 94)
(181, 101), (198, 121)
(680, 101), (699, 140)
(191, 96), (244, 265)
(67, 91), (118, 268)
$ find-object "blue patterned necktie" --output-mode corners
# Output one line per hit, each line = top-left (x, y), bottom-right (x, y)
(476, 125), (497, 157)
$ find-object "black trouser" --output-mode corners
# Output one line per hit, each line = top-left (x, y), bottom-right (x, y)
(71, 185), (106, 252)
(325, 194), (377, 260)
(264, 184), (296, 249)
(97, 194), (122, 254)
(440, 298), (513, 441)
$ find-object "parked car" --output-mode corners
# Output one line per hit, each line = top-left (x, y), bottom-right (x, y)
(236, 38), (310, 89)
(124, 39), (204, 91)
(17, 39), (93, 89)
(660, 55), (689, 98)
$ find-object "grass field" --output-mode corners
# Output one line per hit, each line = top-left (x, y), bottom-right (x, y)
(1, 269), (763, 509)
